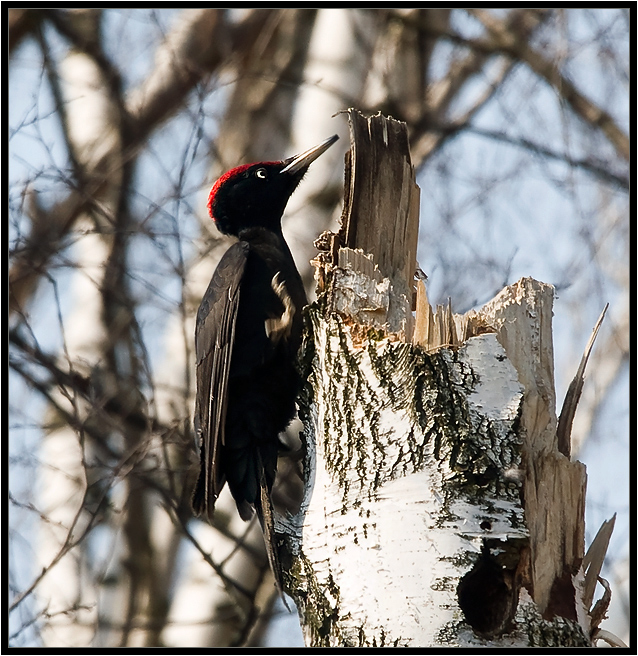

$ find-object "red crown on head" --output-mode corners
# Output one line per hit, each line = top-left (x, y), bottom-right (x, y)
(207, 162), (278, 222)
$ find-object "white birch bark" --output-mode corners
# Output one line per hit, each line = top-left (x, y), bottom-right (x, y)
(283, 275), (591, 648)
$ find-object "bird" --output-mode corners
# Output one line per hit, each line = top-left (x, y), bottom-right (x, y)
(192, 134), (339, 582)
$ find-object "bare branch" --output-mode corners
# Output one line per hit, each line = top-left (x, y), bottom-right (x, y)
(9, 8), (44, 56)
(469, 8), (629, 161)
(9, 472), (107, 614)
(460, 126), (628, 190)
(10, 329), (150, 428)
(401, 9), (549, 166)
(9, 9), (276, 318)
(394, 8), (628, 164)
(411, 58), (516, 166)
(212, 9), (317, 169)
(43, 9), (124, 106)
(127, 8), (275, 142)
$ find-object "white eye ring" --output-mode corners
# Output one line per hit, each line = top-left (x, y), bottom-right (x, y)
(255, 168), (267, 179)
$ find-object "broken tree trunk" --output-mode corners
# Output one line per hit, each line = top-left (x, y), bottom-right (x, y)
(278, 109), (611, 647)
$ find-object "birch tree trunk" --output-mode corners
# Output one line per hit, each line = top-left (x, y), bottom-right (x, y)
(280, 110), (609, 648)
(37, 10), (122, 647)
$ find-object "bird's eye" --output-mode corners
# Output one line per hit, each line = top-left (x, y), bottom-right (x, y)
(255, 168), (267, 179)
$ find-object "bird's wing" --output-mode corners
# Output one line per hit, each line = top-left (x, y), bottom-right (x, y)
(192, 241), (249, 519)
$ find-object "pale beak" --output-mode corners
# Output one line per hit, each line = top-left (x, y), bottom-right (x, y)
(280, 135), (339, 175)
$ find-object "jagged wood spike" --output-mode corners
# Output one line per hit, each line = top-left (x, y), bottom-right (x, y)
(413, 279), (429, 346)
(582, 513), (616, 612)
(447, 297), (455, 346)
(589, 576), (612, 635)
(557, 303), (609, 457)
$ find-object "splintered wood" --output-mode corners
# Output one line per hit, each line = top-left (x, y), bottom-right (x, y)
(412, 279), (496, 351)
(313, 109), (493, 349)
(312, 109), (420, 338)
(340, 110), (420, 305)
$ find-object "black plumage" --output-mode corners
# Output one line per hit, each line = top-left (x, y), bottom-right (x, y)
(192, 135), (338, 580)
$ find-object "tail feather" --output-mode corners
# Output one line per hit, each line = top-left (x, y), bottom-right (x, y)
(255, 466), (288, 606)
(192, 458), (216, 520)
(236, 499), (254, 522)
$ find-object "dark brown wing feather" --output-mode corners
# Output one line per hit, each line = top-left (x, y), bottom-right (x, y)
(192, 241), (249, 518)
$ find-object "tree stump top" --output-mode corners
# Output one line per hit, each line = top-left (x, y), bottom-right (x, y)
(313, 109), (420, 338)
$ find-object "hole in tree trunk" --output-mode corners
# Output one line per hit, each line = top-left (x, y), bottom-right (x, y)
(457, 542), (517, 639)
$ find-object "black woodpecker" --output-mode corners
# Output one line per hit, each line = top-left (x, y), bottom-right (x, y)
(192, 135), (338, 578)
